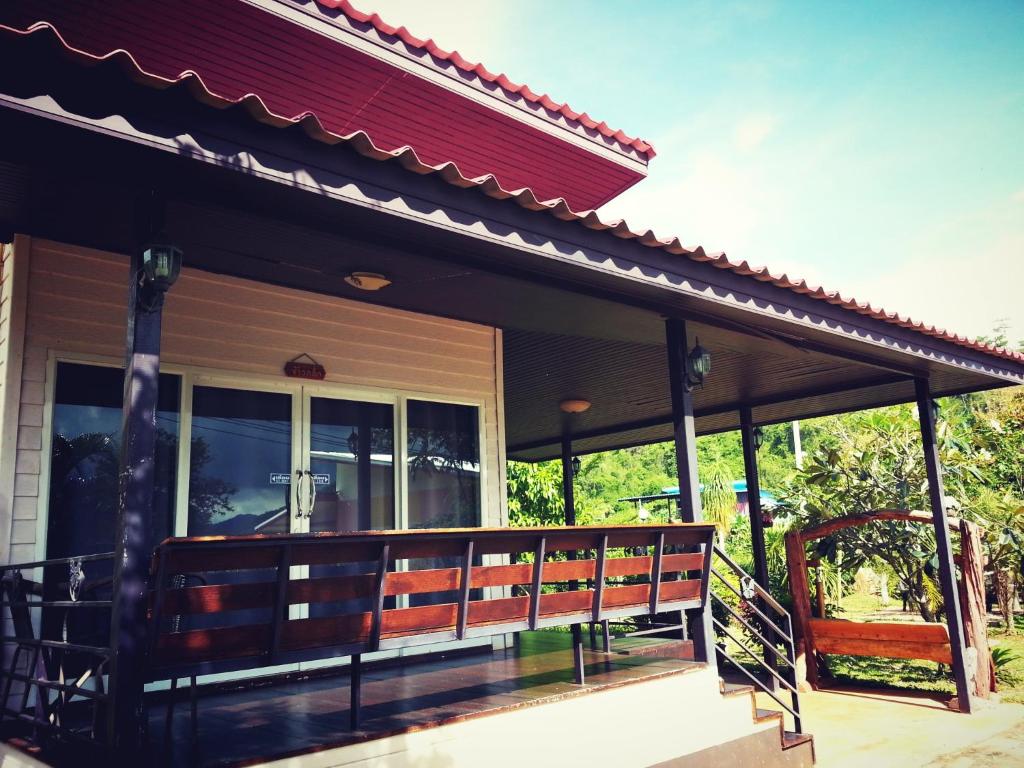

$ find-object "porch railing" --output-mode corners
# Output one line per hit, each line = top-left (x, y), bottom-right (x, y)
(710, 545), (802, 734)
(0, 553), (114, 749)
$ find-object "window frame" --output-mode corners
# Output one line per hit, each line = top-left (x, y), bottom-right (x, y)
(36, 350), (489, 561)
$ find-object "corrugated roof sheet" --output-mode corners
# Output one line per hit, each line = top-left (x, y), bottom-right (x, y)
(4, 20), (1021, 367)
(311, 0), (656, 159)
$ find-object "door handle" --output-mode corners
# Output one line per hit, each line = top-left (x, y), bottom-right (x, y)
(304, 470), (317, 519)
(295, 469), (305, 519)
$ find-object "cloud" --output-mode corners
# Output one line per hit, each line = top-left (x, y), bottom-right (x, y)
(734, 113), (778, 151)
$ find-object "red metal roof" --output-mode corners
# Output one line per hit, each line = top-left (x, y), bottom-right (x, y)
(0, 0), (644, 212)
(311, 0), (655, 159)
(2, 20), (1021, 367)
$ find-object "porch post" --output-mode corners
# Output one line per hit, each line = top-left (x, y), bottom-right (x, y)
(914, 377), (972, 713)
(560, 435), (576, 527)
(665, 317), (715, 667)
(561, 435), (586, 681)
(740, 406), (777, 680)
(739, 407), (769, 592)
(108, 202), (176, 754)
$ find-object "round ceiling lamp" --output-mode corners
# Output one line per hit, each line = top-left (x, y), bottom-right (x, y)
(344, 272), (392, 291)
(559, 399), (591, 414)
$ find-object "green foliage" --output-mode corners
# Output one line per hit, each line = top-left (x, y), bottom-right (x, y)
(506, 460), (567, 527)
(700, 462), (736, 541)
(992, 646), (1023, 685)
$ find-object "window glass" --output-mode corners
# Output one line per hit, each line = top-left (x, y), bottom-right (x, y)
(187, 386), (293, 536)
(47, 362), (180, 559)
(307, 397), (396, 619)
(406, 400), (482, 608)
(308, 397), (394, 534)
(183, 386), (294, 633)
(45, 362), (179, 648)
(406, 400), (481, 529)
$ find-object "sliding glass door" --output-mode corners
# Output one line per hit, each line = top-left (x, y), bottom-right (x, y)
(43, 361), (486, 675)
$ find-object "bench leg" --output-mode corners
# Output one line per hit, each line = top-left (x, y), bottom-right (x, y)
(349, 654), (362, 730)
(163, 677), (177, 749)
(189, 675), (198, 760)
(571, 625), (585, 685)
(602, 620), (611, 653)
(589, 622), (597, 650)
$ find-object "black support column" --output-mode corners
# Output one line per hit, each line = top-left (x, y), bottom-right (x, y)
(108, 203), (173, 757)
(740, 406), (778, 682)
(740, 407), (769, 592)
(561, 435), (585, 682)
(915, 378), (972, 713)
(561, 435), (576, 527)
(665, 317), (715, 666)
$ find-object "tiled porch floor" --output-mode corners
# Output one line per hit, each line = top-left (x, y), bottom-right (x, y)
(152, 631), (702, 767)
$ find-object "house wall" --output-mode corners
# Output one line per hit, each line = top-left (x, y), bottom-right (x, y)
(2, 236), (507, 563)
(0, 236), (30, 564)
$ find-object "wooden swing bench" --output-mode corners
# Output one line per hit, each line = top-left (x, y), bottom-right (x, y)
(785, 509), (991, 694)
(808, 618), (952, 664)
(146, 524), (715, 735)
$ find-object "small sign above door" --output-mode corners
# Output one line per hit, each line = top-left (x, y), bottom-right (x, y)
(284, 353), (326, 380)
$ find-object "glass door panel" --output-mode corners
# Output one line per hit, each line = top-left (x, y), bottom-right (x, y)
(187, 385), (297, 537)
(185, 385), (298, 643)
(405, 400), (481, 609)
(304, 396), (395, 621)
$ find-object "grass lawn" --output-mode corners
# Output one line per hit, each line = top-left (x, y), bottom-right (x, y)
(823, 593), (1024, 703)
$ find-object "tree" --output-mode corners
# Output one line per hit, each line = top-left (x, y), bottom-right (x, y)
(782, 406), (958, 622)
(506, 460), (566, 527)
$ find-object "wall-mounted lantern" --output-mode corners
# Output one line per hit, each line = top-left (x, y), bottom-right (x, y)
(685, 338), (712, 391)
(138, 239), (182, 311)
(753, 426), (765, 451)
(571, 455), (582, 477)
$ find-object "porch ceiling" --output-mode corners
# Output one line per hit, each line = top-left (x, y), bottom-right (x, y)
(0, 47), (1021, 464)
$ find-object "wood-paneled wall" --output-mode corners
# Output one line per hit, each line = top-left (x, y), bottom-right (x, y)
(4, 237), (506, 562)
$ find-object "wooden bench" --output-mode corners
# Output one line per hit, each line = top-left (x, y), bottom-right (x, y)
(147, 524), (715, 733)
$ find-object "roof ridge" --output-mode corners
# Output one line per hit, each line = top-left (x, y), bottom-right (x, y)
(310, 0), (656, 160)
(6, 20), (1021, 367)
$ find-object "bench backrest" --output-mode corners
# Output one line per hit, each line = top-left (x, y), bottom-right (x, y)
(147, 524), (715, 679)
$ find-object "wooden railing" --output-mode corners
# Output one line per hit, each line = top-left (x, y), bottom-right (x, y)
(149, 523), (716, 736)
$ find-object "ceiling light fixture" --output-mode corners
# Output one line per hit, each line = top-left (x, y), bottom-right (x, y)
(344, 272), (392, 291)
(559, 399), (591, 414)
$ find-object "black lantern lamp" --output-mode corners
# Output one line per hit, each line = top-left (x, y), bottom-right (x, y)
(931, 399), (941, 424)
(138, 239), (182, 310)
(753, 426), (765, 451)
(684, 337), (712, 391)
(571, 455), (582, 477)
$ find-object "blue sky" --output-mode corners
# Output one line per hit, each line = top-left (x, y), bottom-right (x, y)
(371, 1), (1023, 345)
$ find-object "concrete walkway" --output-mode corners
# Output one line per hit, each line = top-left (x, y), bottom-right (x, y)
(758, 686), (1024, 767)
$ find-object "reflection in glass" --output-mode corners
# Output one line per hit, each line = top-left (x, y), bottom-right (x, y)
(308, 397), (395, 619)
(185, 386), (294, 632)
(187, 386), (293, 536)
(45, 362), (180, 647)
(308, 397), (395, 534)
(406, 400), (482, 608)
(47, 362), (180, 558)
(406, 400), (481, 529)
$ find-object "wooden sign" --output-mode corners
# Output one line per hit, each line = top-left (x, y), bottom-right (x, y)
(284, 353), (326, 380)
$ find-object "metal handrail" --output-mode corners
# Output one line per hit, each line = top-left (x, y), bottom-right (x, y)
(710, 567), (791, 644)
(0, 552), (115, 747)
(712, 545), (787, 615)
(709, 546), (802, 734)
(0, 552), (115, 572)
(711, 593), (793, 668)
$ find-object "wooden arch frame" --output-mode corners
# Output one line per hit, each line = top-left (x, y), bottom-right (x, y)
(785, 509), (994, 698)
